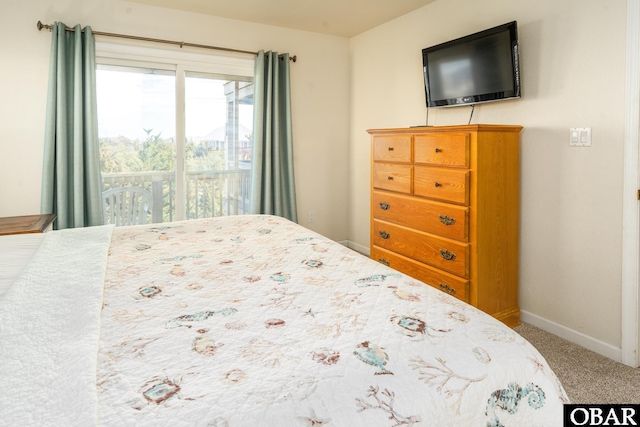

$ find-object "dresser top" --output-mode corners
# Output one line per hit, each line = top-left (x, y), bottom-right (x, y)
(367, 124), (523, 135)
(0, 214), (56, 236)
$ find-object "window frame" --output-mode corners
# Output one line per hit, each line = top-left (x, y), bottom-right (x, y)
(96, 41), (254, 221)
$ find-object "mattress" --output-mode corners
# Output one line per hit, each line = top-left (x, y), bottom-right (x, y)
(0, 215), (568, 426)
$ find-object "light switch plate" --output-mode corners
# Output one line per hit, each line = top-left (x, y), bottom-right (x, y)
(569, 127), (592, 147)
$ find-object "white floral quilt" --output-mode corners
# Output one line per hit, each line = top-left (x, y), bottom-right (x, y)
(96, 215), (568, 426)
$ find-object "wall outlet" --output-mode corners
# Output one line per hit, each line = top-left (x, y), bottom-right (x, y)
(308, 211), (315, 223)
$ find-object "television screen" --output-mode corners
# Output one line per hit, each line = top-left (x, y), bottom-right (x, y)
(422, 21), (520, 108)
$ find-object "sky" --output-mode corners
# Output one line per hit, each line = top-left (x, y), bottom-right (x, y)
(96, 68), (253, 141)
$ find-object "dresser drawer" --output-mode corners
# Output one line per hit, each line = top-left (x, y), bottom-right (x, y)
(372, 163), (412, 194)
(371, 246), (470, 302)
(372, 135), (412, 163)
(414, 167), (469, 205)
(372, 219), (469, 278)
(371, 191), (469, 241)
(414, 133), (470, 167)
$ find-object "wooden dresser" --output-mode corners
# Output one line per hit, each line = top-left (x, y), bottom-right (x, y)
(368, 124), (522, 327)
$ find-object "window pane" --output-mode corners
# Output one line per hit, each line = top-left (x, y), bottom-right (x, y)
(184, 73), (253, 219)
(97, 65), (176, 224)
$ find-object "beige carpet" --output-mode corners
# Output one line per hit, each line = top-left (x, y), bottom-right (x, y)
(514, 322), (640, 404)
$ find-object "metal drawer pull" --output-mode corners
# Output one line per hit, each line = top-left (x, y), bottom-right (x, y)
(387, 176), (394, 181)
(434, 182), (442, 187)
(388, 147), (394, 151)
(438, 215), (456, 226)
(439, 249), (456, 261)
(379, 231), (390, 239)
(439, 283), (456, 295)
(379, 202), (390, 210)
(435, 148), (442, 153)
(378, 258), (390, 266)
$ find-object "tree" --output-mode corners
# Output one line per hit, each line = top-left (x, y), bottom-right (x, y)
(99, 138), (142, 173)
(140, 129), (175, 172)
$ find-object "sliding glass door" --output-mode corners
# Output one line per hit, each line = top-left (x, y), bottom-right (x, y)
(95, 52), (253, 225)
(184, 72), (253, 219)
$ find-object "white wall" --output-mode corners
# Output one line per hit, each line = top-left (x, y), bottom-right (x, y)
(0, 0), (351, 241)
(349, 0), (627, 347)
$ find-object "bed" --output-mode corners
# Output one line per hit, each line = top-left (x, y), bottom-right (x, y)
(0, 214), (568, 426)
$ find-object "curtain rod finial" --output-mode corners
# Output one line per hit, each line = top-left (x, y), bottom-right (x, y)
(37, 21), (53, 31)
(291, 55), (297, 63)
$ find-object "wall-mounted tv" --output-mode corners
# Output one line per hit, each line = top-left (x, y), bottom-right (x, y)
(422, 21), (520, 108)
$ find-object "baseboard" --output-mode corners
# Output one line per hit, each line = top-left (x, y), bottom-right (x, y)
(345, 241), (369, 256)
(520, 310), (622, 363)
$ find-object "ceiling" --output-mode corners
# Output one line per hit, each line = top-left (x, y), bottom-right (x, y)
(126, 0), (437, 38)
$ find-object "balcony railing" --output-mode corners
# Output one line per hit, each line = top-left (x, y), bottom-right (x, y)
(101, 169), (251, 223)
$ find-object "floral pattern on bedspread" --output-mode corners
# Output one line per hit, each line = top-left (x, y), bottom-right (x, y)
(97, 215), (568, 426)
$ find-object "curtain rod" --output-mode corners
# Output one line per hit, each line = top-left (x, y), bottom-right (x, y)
(36, 21), (297, 62)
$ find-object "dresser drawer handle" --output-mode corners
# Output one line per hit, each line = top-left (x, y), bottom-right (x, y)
(388, 147), (394, 151)
(434, 182), (442, 187)
(379, 231), (390, 240)
(379, 202), (390, 210)
(439, 249), (456, 261)
(387, 176), (394, 181)
(438, 215), (456, 226)
(435, 148), (442, 153)
(439, 282), (456, 295)
(378, 258), (390, 266)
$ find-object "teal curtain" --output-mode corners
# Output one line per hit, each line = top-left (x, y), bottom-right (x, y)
(41, 22), (103, 229)
(250, 50), (298, 222)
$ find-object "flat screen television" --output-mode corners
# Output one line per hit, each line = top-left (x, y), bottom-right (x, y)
(422, 21), (520, 108)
